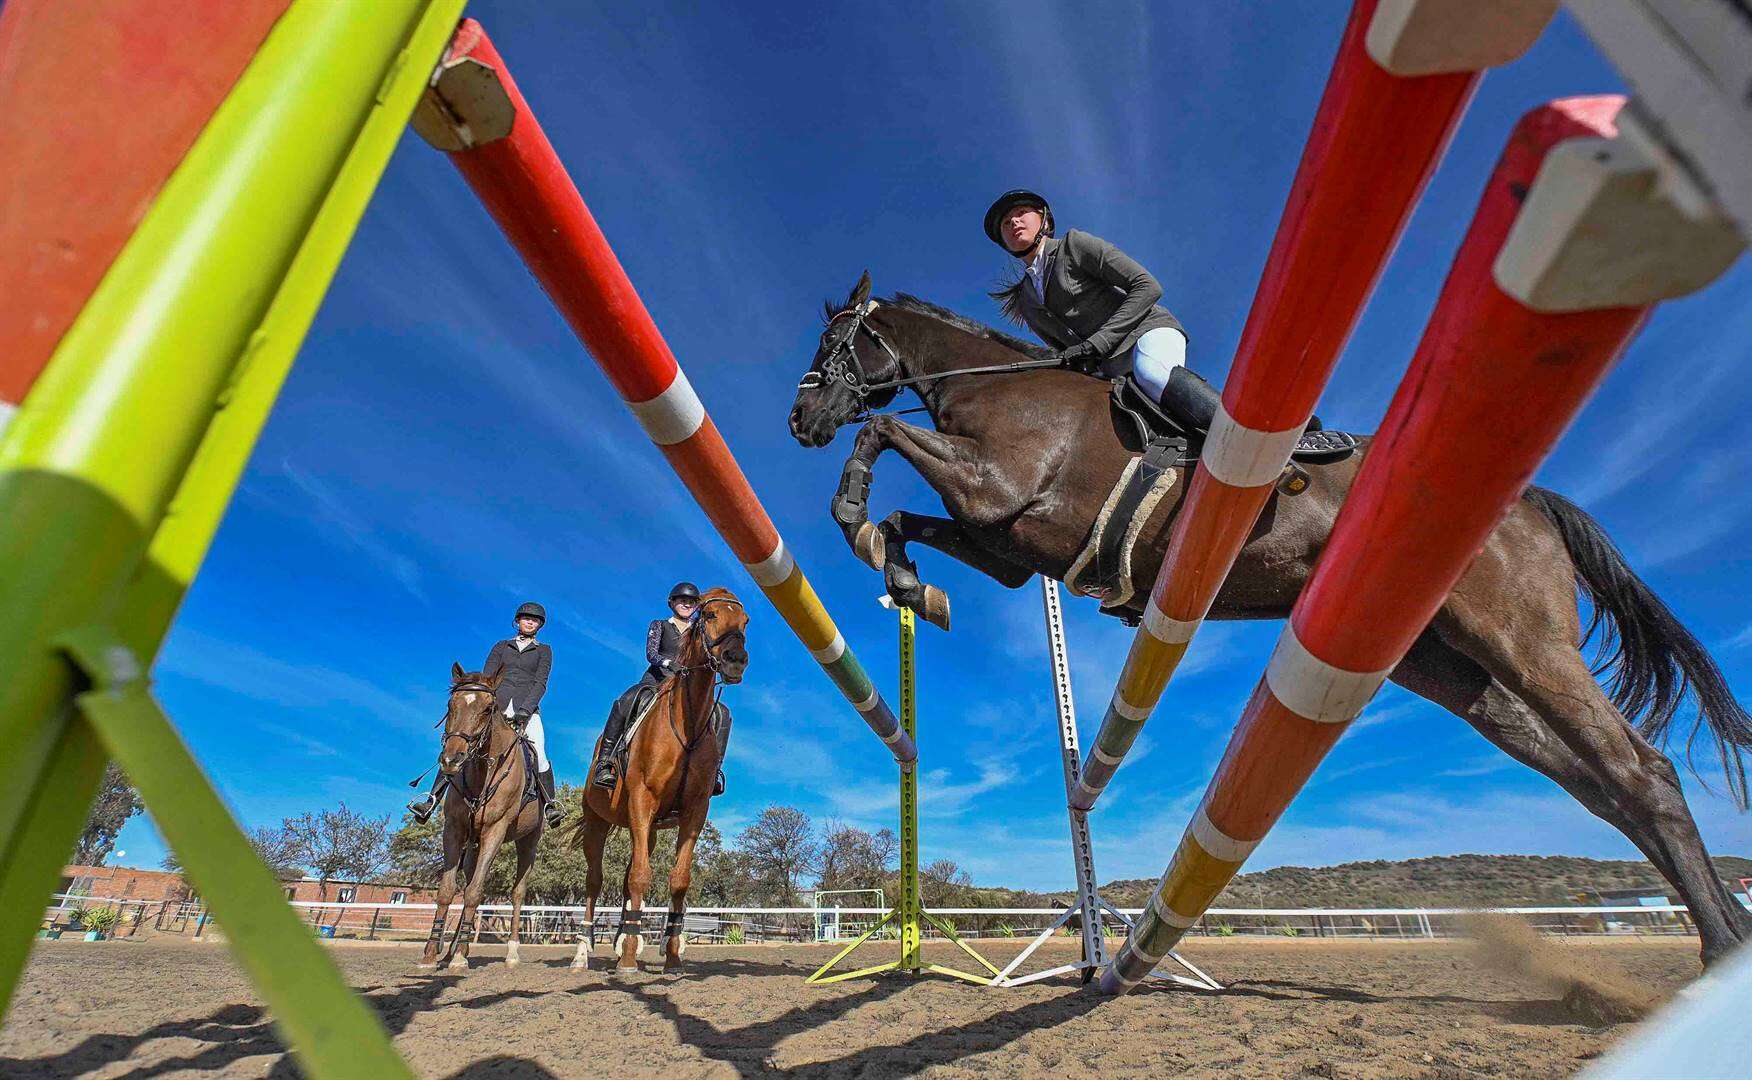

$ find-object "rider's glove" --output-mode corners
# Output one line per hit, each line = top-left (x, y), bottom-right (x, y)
(1055, 343), (1097, 373)
(513, 709), (532, 725)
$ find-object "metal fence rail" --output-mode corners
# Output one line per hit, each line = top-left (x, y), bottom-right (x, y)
(43, 894), (1731, 945)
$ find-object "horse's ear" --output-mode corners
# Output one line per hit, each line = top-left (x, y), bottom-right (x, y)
(451, 661), (466, 683)
(850, 270), (871, 309)
(485, 671), (504, 688)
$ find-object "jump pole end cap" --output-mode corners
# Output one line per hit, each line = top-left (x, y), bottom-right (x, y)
(1365, 0), (1559, 77)
(411, 56), (516, 152)
(1494, 110), (1747, 311)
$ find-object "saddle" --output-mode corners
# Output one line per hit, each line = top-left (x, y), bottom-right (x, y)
(1068, 379), (1361, 621)
(605, 685), (728, 786)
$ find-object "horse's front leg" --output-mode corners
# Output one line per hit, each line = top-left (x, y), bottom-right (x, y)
(614, 790), (657, 974)
(570, 814), (610, 970)
(832, 421), (890, 569)
(663, 805), (710, 973)
(504, 830), (538, 966)
(447, 821), (509, 971)
(418, 813), (465, 969)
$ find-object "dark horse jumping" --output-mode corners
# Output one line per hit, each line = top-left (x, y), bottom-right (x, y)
(788, 272), (1752, 966)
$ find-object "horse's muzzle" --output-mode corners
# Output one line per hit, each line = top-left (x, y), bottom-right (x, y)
(788, 397), (837, 448)
(438, 754), (464, 775)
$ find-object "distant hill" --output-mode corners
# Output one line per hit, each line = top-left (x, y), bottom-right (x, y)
(995, 854), (1752, 909)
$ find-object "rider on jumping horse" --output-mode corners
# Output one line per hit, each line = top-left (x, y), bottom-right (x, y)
(409, 601), (565, 829)
(591, 581), (728, 796)
(984, 188), (1330, 448)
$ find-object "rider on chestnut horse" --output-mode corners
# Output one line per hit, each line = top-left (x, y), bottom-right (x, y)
(983, 188), (1332, 453)
(410, 601), (564, 829)
(591, 581), (727, 796)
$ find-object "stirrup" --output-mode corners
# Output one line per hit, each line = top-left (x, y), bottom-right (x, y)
(592, 763), (618, 790)
(543, 801), (565, 827)
(407, 794), (436, 824)
(712, 770), (725, 797)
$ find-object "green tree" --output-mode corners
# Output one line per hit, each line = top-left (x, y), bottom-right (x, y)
(163, 826), (299, 879)
(281, 803), (391, 897)
(736, 805), (817, 905)
(72, 763), (143, 866)
(818, 822), (897, 892)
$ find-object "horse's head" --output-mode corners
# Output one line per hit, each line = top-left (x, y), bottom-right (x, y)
(691, 587), (750, 684)
(439, 662), (503, 775)
(788, 270), (903, 448)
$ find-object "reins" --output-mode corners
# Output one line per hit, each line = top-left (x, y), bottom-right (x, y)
(799, 300), (1063, 427)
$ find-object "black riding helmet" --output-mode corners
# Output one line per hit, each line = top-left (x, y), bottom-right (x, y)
(668, 582), (701, 605)
(515, 601), (546, 625)
(983, 189), (1054, 250)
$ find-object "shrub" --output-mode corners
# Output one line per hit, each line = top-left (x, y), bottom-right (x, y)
(80, 907), (120, 935)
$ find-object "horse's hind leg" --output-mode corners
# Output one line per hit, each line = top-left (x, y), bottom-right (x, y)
(504, 829), (538, 966)
(571, 813), (610, 970)
(1395, 627), (1751, 966)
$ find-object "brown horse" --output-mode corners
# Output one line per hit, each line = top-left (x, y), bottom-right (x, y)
(568, 587), (748, 973)
(417, 664), (544, 971)
(787, 273), (1752, 967)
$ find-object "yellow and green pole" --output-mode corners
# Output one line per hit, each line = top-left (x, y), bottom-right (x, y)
(0, 1), (465, 1073)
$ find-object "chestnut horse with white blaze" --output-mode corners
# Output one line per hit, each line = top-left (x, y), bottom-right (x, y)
(569, 587), (748, 973)
(418, 664), (544, 970)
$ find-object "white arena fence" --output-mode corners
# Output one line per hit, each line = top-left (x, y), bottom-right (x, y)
(42, 893), (1738, 946)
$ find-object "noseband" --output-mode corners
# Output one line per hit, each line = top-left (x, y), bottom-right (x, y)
(795, 301), (903, 421)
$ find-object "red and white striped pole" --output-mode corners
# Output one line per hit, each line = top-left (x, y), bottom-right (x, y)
(415, 20), (916, 765)
(1102, 92), (1742, 993)
(1073, 0), (1556, 811)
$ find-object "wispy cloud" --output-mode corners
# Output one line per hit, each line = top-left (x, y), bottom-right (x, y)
(278, 460), (426, 600)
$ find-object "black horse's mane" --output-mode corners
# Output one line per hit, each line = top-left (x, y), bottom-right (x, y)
(821, 291), (1052, 361)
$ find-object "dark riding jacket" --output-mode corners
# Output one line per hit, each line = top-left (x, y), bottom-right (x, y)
(642, 618), (687, 686)
(1006, 230), (1184, 377)
(484, 638), (551, 716)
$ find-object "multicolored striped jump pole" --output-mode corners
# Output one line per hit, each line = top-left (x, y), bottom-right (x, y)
(416, 20), (916, 767)
(1072, 0), (1556, 811)
(1102, 93), (1744, 994)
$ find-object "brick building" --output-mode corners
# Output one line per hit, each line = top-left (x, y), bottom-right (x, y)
(60, 864), (191, 903)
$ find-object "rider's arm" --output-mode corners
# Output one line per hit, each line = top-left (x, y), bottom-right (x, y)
(482, 641), (506, 678)
(1060, 230), (1164, 362)
(646, 620), (669, 671)
(523, 644), (551, 713)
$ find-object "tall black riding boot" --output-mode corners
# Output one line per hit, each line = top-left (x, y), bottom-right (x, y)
(407, 774), (449, 824)
(538, 767), (563, 828)
(1158, 365), (1221, 435)
(594, 694), (632, 789)
(711, 707), (732, 797)
(1161, 366), (1331, 449)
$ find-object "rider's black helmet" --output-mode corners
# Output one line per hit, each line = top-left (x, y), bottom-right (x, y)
(983, 189), (1054, 250)
(668, 582), (702, 604)
(514, 601), (546, 625)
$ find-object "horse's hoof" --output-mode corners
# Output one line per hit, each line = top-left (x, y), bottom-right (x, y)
(614, 962), (640, 975)
(504, 942), (520, 966)
(415, 962), (438, 971)
(444, 957), (469, 972)
(854, 521), (885, 570)
(570, 958), (590, 971)
(922, 586), (951, 631)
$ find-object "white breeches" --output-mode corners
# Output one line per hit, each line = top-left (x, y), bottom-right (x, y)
(1130, 325), (1189, 403)
(508, 701), (549, 772)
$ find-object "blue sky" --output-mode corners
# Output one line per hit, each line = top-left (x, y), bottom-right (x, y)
(116, 2), (1752, 891)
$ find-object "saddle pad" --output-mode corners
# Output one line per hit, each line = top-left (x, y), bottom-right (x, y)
(1065, 442), (1183, 611)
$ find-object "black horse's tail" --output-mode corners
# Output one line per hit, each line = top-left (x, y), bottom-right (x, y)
(1525, 487), (1752, 807)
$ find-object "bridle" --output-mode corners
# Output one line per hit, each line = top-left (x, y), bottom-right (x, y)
(673, 594), (747, 678)
(436, 687), (508, 788)
(796, 300), (1064, 428)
